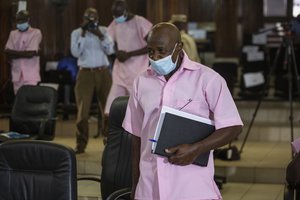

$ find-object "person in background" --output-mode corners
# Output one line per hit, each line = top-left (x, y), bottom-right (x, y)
(71, 7), (114, 154)
(169, 14), (201, 63)
(104, 0), (153, 134)
(4, 10), (42, 94)
(122, 22), (243, 199)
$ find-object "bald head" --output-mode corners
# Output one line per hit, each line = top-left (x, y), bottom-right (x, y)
(148, 22), (181, 45)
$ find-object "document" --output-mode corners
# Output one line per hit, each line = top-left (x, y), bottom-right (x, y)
(243, 71), (265, 88)
(151, 106), (215, 166)
(0, 132), (30, 142)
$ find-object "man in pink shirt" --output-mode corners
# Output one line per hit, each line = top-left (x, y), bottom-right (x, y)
(104, 0), (152, 124)
(122, 23), (243, 200)
(5, 10), (42, 94)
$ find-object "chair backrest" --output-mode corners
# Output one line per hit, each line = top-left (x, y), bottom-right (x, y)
(0, 140), (77, 200)
(9, 85), (58, 140)
(101, 96), (132, 200)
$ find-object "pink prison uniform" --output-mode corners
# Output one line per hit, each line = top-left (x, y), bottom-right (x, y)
(122, 52), (243, 200)
(104, 15), (152, 114)
(5, 27), (42, 93)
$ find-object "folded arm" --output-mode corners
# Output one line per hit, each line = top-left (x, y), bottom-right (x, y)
(5, 49), (39, 59)
(166, 125), (242, 166)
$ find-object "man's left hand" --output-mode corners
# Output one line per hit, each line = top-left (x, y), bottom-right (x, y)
(116, 50), (131, 62)
(88, 28), (104, 40)
(166, 144), (199, 166)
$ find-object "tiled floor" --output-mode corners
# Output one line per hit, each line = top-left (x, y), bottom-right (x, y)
(0, 110), (291, 200)
(51, 135), (288, 200)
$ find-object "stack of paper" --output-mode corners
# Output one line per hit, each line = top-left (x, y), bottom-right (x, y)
(151, 106), (215, 166)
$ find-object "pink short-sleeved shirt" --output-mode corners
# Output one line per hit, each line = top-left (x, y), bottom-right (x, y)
(5, 27), (42, 82)
(108, 15), (152, 89)
(122, 53), (243, 200)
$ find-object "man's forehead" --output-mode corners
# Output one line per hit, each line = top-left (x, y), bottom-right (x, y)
(84, 9), (97, 16)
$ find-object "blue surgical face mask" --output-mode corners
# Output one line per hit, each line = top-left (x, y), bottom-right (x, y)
(17, 22), (29, 32)
(149, 43), (178, 75)
(114, 14), (127, 23)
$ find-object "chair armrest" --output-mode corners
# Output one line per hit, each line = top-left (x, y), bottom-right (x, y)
(38, 117), (57, 140)
(77, 175), (101, 183)
(106, 187), (131, 200)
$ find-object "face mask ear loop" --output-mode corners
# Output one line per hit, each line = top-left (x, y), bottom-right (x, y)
(171, 43), (179, 64)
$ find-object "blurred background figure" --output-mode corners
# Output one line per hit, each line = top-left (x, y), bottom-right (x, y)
(170, 14), (200, 63)
(71, 7), (114, 154)
(104, 0), (153, 120)
(4, 10), (42, 94)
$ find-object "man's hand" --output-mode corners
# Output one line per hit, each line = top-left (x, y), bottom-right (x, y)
(166, 143), (199, 166)
(116, 50), (131, 62)
(88, 28), (104, 40)
(81, 21), (90, 37)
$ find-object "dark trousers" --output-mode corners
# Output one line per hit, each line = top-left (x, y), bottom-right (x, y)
(75, 68), (112, 150)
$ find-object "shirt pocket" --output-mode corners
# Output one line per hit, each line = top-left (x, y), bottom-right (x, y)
(176, 99), (210, 117)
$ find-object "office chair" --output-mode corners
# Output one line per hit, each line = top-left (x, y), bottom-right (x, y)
(0, 140), (77, 200)
(77, 96), (132, 200)
(3, 85), (58, 141)
(101, 96), (132, 200)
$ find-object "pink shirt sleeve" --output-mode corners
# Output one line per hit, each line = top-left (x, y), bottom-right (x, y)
(205, 74), (243, 129)
(122, 80), (144, 137)
(107, 22), (116, 41)
(136, 16), (153, 39)
(5, 32), (14, 50)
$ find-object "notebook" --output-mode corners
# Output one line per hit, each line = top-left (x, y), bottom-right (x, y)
(151, 106), (215, 166)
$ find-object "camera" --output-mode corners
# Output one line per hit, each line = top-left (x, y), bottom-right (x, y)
(82, 21), (97, 30)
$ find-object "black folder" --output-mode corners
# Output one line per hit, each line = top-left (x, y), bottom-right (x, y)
(152, 111), (215, 166)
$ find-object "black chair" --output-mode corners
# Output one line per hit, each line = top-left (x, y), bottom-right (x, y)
(4, 85), (58, 141)
(101, 96), (132, 200)
(0, 140), (77, 200)
(77, 96), (132, 200)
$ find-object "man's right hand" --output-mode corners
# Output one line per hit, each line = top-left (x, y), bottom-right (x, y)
(81, 21), (90, 37)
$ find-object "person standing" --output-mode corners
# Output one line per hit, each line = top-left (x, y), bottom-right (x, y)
(104, 0), (152, 119)
(4, 10), (42, 94)
(169, 14), (201, 63)
(123, 22), (243, 199)
(71, 8), (114, 154)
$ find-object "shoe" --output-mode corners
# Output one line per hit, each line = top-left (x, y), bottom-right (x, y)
(74, 148), (85, 154)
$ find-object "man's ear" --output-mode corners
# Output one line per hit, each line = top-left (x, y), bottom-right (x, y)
(177, 42), (183, 50)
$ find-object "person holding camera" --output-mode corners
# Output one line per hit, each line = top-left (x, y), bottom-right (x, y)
(70, 7), (114, 154)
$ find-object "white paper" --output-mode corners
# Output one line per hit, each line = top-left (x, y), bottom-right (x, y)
(247, 51), (264, 62)
(188, 29), (207, 39)
(252, 34), (267, 45)
(243, 72), (265, 88)
(39, 83), (59, 90)
(18, 1), (27, 12)
(45, 61), (58, 71)
(151, 106), (214, 151)
(242, 46), (259, 53)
